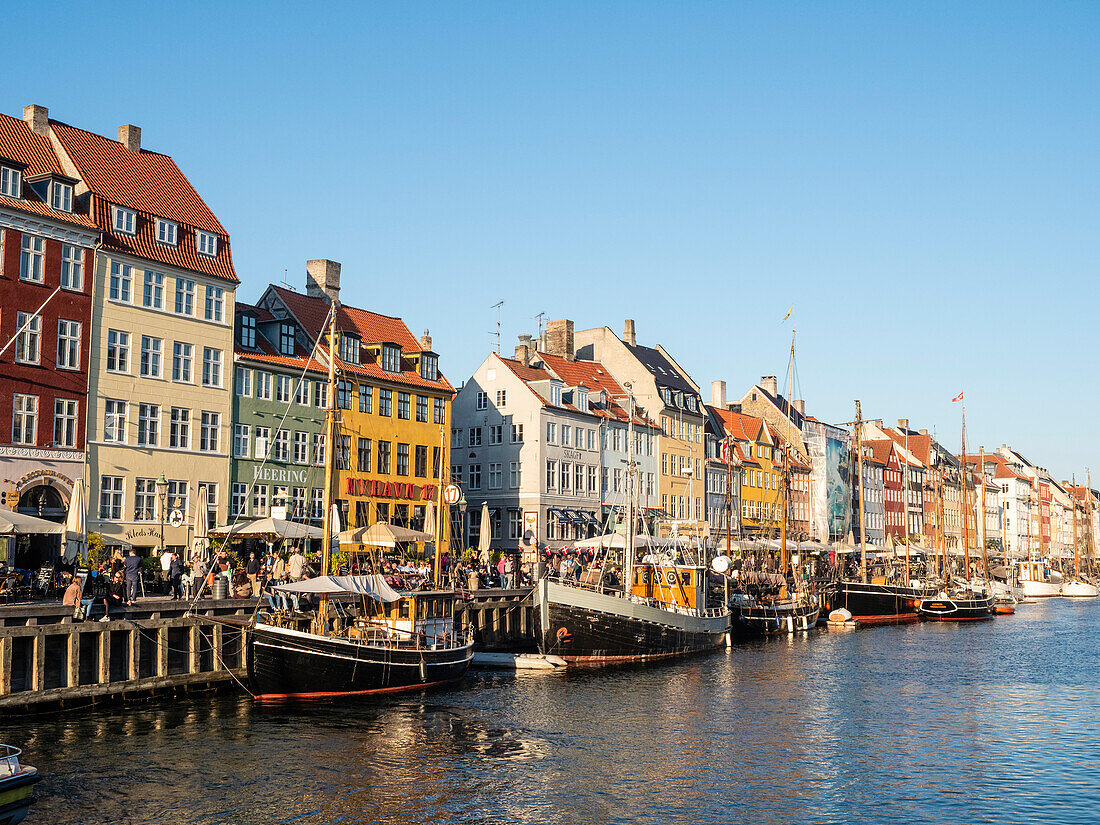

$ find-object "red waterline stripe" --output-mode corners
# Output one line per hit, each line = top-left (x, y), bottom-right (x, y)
(253, 678), (459, 701)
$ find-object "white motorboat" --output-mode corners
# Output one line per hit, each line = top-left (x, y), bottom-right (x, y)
(1016, 561), (1061, 598)
(1061, 579), (1100, 598)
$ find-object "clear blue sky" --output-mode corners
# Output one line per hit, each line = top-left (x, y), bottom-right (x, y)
(7, 2), (1098, 481)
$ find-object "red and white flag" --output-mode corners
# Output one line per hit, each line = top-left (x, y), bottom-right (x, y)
(951, 391), (964, 403)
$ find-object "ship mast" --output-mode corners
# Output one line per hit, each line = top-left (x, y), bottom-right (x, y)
(854, 401), (867, 583)
(781, 330), (796, 594)
(624, 391), (636, 597)
(979, 446), (989, 580)
(960, 403), (971, 583)
(1072, 474), (1079, 579)
(318, 302), (338, 626)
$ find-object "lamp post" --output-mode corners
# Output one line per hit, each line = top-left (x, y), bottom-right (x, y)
(457, 495), (468, 552)
(156, 473), (168, 557)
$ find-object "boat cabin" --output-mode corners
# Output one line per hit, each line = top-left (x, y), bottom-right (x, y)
(630, 565), (706, 610)
(1017, 560), (1050, 583)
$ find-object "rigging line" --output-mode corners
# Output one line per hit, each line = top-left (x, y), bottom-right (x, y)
(185, 300), (339, 618)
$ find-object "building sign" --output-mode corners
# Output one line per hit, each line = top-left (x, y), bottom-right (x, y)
(15, 468), (75, 491)
(344, 478), (437, 500)
(253, 465), (311, 484)
(124, 526), (162, 542)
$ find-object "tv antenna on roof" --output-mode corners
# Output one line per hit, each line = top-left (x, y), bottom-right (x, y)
(535, 312), (546, 342)
(491, 300), (504, 354)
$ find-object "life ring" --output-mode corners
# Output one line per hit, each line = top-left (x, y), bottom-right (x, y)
(556, 627), (572, 644)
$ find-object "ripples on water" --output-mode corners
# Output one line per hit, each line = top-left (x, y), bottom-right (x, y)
(5, 599), (1100, 825)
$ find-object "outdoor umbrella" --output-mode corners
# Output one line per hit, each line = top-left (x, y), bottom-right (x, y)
(63, 479), (86, 563)
(209, 517), (323, 541)
(422, 501), (436, 542)
(477, 502), (491, 565)
(339, 522), (433, 548)
(0, 509), (64, 535)
(193, 485), (210, 562)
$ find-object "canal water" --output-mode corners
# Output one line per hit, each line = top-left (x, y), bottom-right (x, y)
(5, 598), (1100, 825)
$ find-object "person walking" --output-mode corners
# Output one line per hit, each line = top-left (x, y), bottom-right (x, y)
(168, 552), (185, 600)
(246, 551), (261, 597)
(122, 548), (142, 605)
(503, 554), (515, 589)
(288, 547), (307, 582)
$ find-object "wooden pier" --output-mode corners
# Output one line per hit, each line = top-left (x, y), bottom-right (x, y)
(0, 598), (254, 712)
(0, 588), (535, 712)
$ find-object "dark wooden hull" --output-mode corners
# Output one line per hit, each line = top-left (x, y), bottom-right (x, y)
(248, 624), (473, 700)
(918, 592), (994, 621)
(730, 599), (821, 639)
(830, 580), (938, 625)
(534, 580), (728, 666)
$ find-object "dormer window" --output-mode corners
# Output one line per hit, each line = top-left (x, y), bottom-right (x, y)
(550, 383), (562, 407)
(660, 387), (672, 405)
(196, 231), (218, 257)
(420, 353), (439, 381)
(113, 206), (136, 234)
(576, 387), (589, 410)
(238, 314), (256, 348)
(340, 334), (360, 364)
(280, 323), (296, 356)
(381, 344), (401, 373)
(156, 219), (178, 246)
(0, 167), (21, 198)
(687, 396), (697, 412)
(51, 181), (72, 212)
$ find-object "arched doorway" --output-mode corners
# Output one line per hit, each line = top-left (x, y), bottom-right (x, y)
(18, 484), (68, 523)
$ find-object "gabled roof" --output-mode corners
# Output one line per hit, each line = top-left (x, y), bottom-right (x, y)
(627, 342), (699, 398)
(50, 120), (225, 233)
(865, 439), (898, 467)
(49, 119), (237, 282)
(708, 406), (765, 443)
(884, 427), (933, 465)
(536, 352), (655, 427)
(267, 285), (452, 393)
(744, 382), (806, 431)
(0, 113), (97, 230)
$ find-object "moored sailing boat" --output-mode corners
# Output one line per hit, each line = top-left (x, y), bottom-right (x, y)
(1061, 475), (1099, 598)
(242, 303), (473, 699)
(534, 395), (730, 665)
(834, 402), (937, 624)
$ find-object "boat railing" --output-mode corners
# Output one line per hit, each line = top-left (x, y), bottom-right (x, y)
(345, 620), (473, 651)
(0, 745), (22, 778)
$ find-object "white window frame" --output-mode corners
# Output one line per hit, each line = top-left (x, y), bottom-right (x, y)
(14, 311), (40, 365)
(56, 319), (81, 370)
(169, 407), (191, 449)
(156, 219), (178, 246)
(142, 270), (164, 308)
(110, 261), (132, 303)
(106, 329), (129, 373)
(199, 411), (220, 452)
(172, 341), (193, 383)
(234, 424), (250, 458)
(140, 335), (162, 378)
(174, 278), (195, 316)
(53, 398), (78, 448)
(12, 394), (38, 445)
(19, 234), (44, 283)
(113, 205), (136, 235)
(137, 403), (160, 447)
(196, 231), (218, 257)
(60, 243), (83, 290)
(205, 285), (224, 322)
(51, 181), (73, 212)
(201, 347), (222, 387)
(103, 399), (127, 443)
(0, 167), (22, 198)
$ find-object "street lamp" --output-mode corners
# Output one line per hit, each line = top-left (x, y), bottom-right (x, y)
(156, 473), (168, 557)
(457, 494), (468, 551)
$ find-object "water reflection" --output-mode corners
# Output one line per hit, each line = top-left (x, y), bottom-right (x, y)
(4, 599), (1100, 824)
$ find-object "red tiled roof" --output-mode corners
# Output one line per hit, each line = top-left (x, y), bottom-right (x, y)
(237, 330), (325, 373)
(270, 285), (453, 393)
(536, 352), (656, 427)
(885, 429), (932, 464)
(498, 356), (552, 384)
(0, 113), (97, 230)
(865, 439), (896, 466)
(235, 301), (276, 323)
(50, 120), (237, 283)
(50, 121), (225, 233)
(709, 406), (765, 443)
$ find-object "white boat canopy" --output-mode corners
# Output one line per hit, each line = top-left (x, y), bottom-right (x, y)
(274, 574), (403, 602)
(573, 533), (687, 550)
(210, 518), (323, 541)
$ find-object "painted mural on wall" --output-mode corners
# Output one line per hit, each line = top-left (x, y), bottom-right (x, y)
(803, 419), (851, 542)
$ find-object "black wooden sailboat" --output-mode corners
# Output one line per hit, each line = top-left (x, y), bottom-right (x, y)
(534, 394), (729, 665)
(242, 303), (472, 700)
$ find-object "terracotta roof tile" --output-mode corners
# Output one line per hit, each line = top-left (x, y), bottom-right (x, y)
(535, 352), (656, 427)
(50, 121), (225, 234)
(270, 285), (453, 393)
(0, 113), (98, 230)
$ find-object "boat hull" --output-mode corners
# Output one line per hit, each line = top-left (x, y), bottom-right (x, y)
(535, 579), (729, 665)
(248, 623), (473, 700)
(830, 581), (938, 625)
(917, 592), (994, 621)
(0, 765), (40, 825)
(1061, 580), (1100, 598)
(1021, 580), (1061, 598)
(730, 600), (820, 638)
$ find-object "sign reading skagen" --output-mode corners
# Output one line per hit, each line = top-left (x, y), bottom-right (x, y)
(344, 478), (437, 501)
(252, 465), (311, 484)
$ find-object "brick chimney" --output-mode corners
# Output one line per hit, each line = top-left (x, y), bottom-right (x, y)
(624, 319), (637, 347)
(919, 429), (928, 436)
(793, 399), (806, 415)
(898, 418), (909, 430)
(545, 319), (574, 361)
(514, 334), (534, 366)
(118, 124), (141, 152)
(760, 376), (778, 396)
(306, 259), (341, 303)
(711, 380), (726, 409)
(419, 329), (432, 351)
(23, 104), (48, 136)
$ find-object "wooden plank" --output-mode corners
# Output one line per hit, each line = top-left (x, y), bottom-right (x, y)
(98, 630), (110, 685)
(0, 636), (10, 696)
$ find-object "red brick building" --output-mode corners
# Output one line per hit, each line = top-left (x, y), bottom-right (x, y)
(869, 439), (906, 541)
(0, 108), (98, 525)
